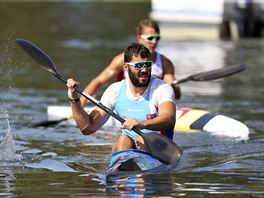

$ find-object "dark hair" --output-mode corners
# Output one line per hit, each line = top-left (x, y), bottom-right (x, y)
(136, 19), (160, 35)
(124, 43), (151, 62)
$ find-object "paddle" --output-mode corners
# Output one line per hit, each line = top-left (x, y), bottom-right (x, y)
(16, 38), (182, 165)
(28, 117), (68, 128)
(29, 63), (246, 128)
(176, 64), (245, 84)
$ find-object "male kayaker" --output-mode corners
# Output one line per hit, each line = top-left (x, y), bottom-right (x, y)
(67, 43), (176, 152)
(80, 19), (181, 107)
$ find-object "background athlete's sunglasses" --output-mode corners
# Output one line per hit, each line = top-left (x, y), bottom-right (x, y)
(126, 61), (153, 70)
(141, 34), (161, 41)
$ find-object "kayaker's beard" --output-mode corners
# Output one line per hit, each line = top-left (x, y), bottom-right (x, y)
(128, 67), (151, 87)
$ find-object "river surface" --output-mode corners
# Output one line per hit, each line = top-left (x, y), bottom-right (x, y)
(0, 1), (263, 197)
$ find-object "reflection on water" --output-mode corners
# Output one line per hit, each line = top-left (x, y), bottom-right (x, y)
(0, 1), (263, 197)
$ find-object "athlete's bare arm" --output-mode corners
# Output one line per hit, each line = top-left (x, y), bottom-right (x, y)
(161, 55), (181, 99)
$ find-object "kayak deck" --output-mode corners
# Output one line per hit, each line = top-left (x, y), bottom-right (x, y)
(105, 149), (171, 178)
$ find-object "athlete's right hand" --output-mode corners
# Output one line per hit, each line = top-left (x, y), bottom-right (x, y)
(67, 78), (80, 100)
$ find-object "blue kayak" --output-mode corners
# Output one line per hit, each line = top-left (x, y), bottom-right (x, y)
(105, 149), (177, 178)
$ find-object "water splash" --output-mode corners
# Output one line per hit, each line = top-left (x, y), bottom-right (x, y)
(0, 34), (19, 87)
(0, 110), (20, 197)
(0, 109), (16, 162)
(0, 34), (21, 162)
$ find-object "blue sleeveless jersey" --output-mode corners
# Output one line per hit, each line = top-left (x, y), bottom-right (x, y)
(114, 79), (174, 140)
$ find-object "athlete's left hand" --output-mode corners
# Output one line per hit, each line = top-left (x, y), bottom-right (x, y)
(121, 118), (145, 130)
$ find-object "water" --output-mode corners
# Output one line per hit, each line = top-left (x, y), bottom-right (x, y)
(1, 1), (263, 197)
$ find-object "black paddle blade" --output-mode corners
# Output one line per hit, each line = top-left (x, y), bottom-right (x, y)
(177, 64), (246, 84)
(190, 64), (246, 81)
(28, 118), (68, 128)
(142, 133), (182, 165)
(16, 38), (57, 75)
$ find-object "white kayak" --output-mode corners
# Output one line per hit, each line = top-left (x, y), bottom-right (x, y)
(47, 106), (249, 140)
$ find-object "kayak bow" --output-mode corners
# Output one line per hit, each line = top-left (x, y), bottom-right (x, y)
(105, 149), (177, 178)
